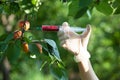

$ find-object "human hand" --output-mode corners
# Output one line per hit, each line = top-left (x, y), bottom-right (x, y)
(58, 22), (91, 70)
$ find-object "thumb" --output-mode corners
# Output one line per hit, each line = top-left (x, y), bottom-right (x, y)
(61, 22), (80, 38)
(61, 22), (70, 32)
(81, 24), (91, 48)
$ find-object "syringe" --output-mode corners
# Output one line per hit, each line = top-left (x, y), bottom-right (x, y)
(35, 25), (86, 32)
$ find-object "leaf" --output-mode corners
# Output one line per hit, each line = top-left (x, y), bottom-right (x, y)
(49, 64), (68, 80)
(68, 0), (80, 17)
(0, 33), (13, 61)
(0, 4), (3, 13)
(112, 0), (120, 8)
(23, 37), (32, 43)
(40, 43), (49, 56)
(0, 42), (8, 53)
(57, 61), (65, 69)
(114, 5), (120, 14)
(39, 61), (47, 71)
(0, 33), (10, 41)
(44, 39), (61, 61)
(75, 7), (88, 19)
(29, 43), (40, 55)
(31, 0), (37, 5)
(69, 0), (92, 18)
(10, 2), (20, 13)
(6, 40), (21, 63)
(79, 0), (93, 8)
(5, 32), (14, 43)
(19, 0), (32, 14)
(0, 42), (8, 61)
(87, 9), (92, 19)
(61, 0), (67, 2)
(95, 2), (113, 15)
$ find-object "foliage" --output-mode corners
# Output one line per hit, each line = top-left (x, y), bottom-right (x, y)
(0, 29), (67, 80)
(68, 0), (120, 19)
(0, 0), (120, 80)
(89, 9), (120, 80)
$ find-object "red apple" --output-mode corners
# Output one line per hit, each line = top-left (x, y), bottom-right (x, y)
(19, 21), (30, 31)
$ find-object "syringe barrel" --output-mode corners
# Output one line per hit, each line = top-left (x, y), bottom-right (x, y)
(41, 25), (85, 32)
(42, 25), (59, 31)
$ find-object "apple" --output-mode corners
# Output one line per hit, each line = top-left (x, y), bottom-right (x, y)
(36, 43), (42, 53)
(22, 42), (29, 53)
(14, 30), (22, 39)
(19, 21), (30, 31)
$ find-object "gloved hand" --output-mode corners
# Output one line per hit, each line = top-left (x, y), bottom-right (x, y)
(58, 22), (91, 71)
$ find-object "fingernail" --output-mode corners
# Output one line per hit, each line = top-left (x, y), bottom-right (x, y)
(62, 22), (69, 26)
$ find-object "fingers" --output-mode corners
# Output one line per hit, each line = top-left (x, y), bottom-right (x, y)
(61, 22), (80, 38)
(57, 30), (64, 37)
(58, 30), (69, 40)
(57, 30), (79, 48)
(81, 24), (91, 38)
(60, 40), (67, 48)
(81, 24), (91, 48)
(57, 30), (68, 48)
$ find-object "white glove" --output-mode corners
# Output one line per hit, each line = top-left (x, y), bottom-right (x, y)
(58, 22), (92, 71)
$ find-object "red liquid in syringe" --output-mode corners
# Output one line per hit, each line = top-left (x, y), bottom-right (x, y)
(42, 25), (59, 31)
(41, 25), (85, 32)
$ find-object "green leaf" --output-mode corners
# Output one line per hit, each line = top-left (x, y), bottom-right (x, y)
(0, 42), (8, 53)
(75, 7), (88, 19)
(79, 0), (93, 8)
(0, 33), (11, 61)
(39, 61), (47, 71)
(0, 42), (8, 61)
(87, 10), (92, 19)
(19, 0), (33, 14)
(31, 0), (37, 5)
(95, 2), (113, 15)
(112, 0), (120, 8)
(49, 64), (68, 80)
(23, 32), (34, 43)
(114, 5), (120, 14)
(0, 33), (13, 43)
(69, 0), (92, 18)
(5, 32), (14, 43)
(40, 42), (49, 56)
(0, 4), (3, 13)
(6, 40), (21, 63)
(10, 2), (20, 13)
(44, 39), (61, 61)
(29, 43), (40, 55)
(23, 37), (32, 43)
(57, 61), (65, 70)
(68, 0), (80, 17)
(116, 0), (120, 3)
(0, 33), (9, 41)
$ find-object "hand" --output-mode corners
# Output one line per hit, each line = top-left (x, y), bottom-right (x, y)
(58, 22), (99, 78)
(58, 22), (92, 71)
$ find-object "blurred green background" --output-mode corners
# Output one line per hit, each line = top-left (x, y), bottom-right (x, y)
(0, 0), (120, 80)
